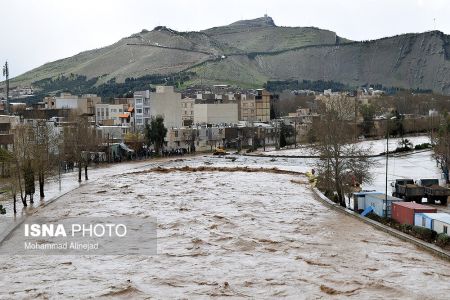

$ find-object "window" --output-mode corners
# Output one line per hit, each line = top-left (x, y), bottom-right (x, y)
(135, 98), (143, 104)
(444, 225), (448, 234)
(422, 217), (426, 227)
(137, 109), (142, 114)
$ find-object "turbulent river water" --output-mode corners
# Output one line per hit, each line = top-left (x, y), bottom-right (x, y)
(0, 152), (449, 299)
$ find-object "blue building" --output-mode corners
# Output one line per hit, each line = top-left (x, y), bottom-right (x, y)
(414, 213), (450, 232)
(364, 193), (403, 218)
(352, 191), (382, 211)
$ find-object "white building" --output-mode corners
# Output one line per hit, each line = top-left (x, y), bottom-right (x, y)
(96, 125), (130, 141)
(150, 86), (182, 129)
(95, 104), (125, 125)
(54, 93), (101, 115)
(55, 93), (78, 109)
(431, 213), (450, 235)
(194, 103), (238, 125)
(133, 90), (151, 127)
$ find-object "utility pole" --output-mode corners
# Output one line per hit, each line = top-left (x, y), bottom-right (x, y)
(263, 127), (266, 151)
(354, 97), (358, 140)
(385, 116), (397, 218)
(107, 133), (110, 163)
(2, 61), (9, 115)
(385, 118), (389, 218)
(274, 120), (277, 150)
(294, 120), (297, 148)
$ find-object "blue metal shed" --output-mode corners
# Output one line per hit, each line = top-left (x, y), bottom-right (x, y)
(414, 213), (435, 229)
(364, 193), (403, 218)
(352, 191), (382, 211)
(414, 213), (450, 232)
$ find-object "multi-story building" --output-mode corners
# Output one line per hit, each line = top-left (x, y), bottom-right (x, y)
(236, 90), (272, 122)
(255, 89), (271, 122)
(0, 115), (20, 151)
(150, 86), (182, 129)
(237, 94), (256, 121)
(133, 90), (151, 127)
(181, 97), (195, 126)
(166, 127), (196, 151)
(194, 101), (238, 125)
(95, 104), (125, 125)
(53, 93), (101, 115)
(283, 107), (320, 142)
(119, 107), (135, 129)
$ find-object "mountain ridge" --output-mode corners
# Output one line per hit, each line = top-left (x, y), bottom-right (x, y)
(11, 16), (450, 94)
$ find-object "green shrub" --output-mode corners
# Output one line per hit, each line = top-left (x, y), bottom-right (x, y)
(414, 143), (431, 150)
(366, 212), (390, 224)
(0, 205), (5, 215)
(324, 190), (333, 198)
(436, 233), (450, 248)
(332, 194), (339, 203)
(400, 224), (413, 233)
(411, 226), (437, 242)
(393, 146), (411, 153)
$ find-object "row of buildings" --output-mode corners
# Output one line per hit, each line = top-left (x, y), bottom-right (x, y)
(35, 86), (273, 128)
(3, 85), (444, 153)
(0, 86), (281, 153)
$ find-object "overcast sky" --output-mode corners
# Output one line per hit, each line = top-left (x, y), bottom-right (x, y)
(1, 0), (449, 78)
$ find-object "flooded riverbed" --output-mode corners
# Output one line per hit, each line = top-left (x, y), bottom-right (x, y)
(0, 155), (449, 299)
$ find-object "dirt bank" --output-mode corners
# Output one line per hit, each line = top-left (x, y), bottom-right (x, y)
(129, 165), (305, 176)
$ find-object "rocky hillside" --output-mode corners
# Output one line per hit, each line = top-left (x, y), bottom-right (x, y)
(12, 16), (450, 94)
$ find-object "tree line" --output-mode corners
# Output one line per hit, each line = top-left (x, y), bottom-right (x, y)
(20, 72), (195, 104)
(0, 112), (99, 214)
(0, 113), (168, 215)
(264, 79), (349, 93)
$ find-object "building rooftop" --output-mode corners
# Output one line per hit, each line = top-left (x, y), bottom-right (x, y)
(393, 202), (435, 210)
(368, 193), (402, 201)
(420, 213), (450, 224)
(353, 191), (382, 196)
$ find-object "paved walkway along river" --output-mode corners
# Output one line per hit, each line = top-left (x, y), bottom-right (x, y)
(0, 155), (449, 298)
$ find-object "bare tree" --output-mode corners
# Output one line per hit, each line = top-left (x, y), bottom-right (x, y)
(433, 112), (450, 183)
(31, 120), (59, 198)
(0, 147), (19, 213)
(0, 124), (32, 212)
(63, 113), (99, 182)
(313, 95), (374, 207)
(11, 124), (32, 207)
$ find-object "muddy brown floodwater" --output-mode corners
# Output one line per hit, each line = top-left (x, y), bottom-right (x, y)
(0, 157), (449, 299)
